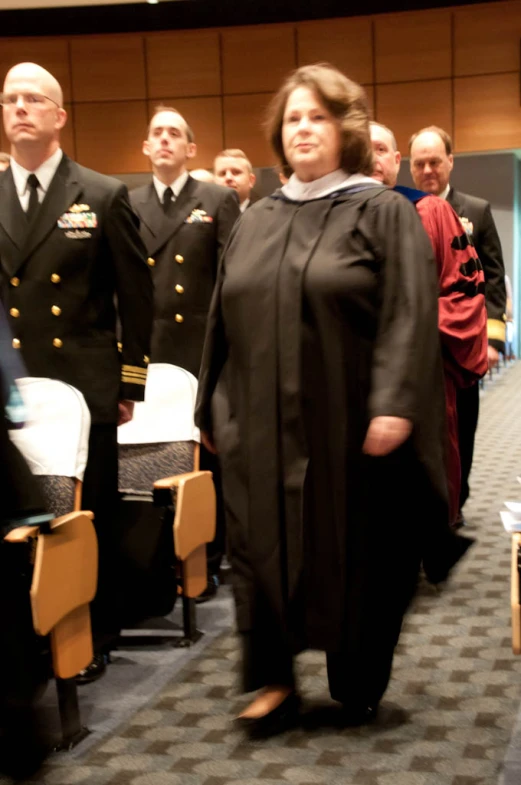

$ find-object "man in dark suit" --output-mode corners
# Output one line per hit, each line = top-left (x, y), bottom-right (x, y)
(213, 148), (257, 212)
(0, 62), (153, 681)
(131, 106), (240, 600)
(409, 125), (506, 525)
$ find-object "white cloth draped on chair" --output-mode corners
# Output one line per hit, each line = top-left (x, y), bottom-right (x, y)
(9, 377), (90, 482)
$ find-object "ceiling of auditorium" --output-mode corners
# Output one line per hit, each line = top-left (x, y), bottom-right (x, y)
(0, 0), (176, 7)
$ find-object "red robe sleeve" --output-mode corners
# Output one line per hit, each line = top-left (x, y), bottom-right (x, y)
(416, 195), (488, 388)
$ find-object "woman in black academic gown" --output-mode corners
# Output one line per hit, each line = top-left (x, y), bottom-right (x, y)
(195, 63), (472, 736)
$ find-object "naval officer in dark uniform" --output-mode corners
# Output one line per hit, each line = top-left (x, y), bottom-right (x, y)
(0, 62), (153, 682)
(131, 106), (239, 600)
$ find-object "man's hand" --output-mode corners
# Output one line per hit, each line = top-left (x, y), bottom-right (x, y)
(487, 344), (499, 370)
(362, 416), (413, 457)
(201, 430), (217, 454)
(118, 400), (135, 426)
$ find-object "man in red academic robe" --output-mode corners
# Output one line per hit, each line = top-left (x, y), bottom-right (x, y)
(371, 122), (488, 526)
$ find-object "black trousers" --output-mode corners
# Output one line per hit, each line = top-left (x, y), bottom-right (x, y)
(81, 423), (122, 649)
(456, 382), (480, 508)
(199, 445), (226, 578)
(241, 607), (407, 708)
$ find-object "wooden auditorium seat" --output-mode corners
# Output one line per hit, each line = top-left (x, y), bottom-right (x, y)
(118, 363), (216, 645)
(5, 378), (95, 749)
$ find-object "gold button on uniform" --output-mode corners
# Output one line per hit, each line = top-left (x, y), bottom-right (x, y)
(147, 257), (155, 267)
(175, 284), (184, 294)
(12, 338), (20, 349)
(10, 277), (20, 287)
(144, 355), (150, 364)
(175, 254), (184, 264)
(51, 273), (61, 284)
(175, 314), (184, 324)
(9, 308), (20, 318)
(51, 305), (61, 316)
(53, 338), (63, 348)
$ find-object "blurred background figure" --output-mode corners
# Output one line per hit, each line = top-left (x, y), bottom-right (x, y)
(0, 153), (9, 172)
(0, 300), (51, 779)
(190, 168), (215, 183)
(505, 274), (515, 360)
(195, 64), (472, 738)
(214, 148), (257, 212)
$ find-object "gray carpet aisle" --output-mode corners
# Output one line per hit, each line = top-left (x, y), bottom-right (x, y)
(13, 361), (521, 784)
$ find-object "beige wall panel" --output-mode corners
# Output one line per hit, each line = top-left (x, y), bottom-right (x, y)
(146, 30), (221, 98)
(454, 73), (521, 152)
(364, 85), (375, 119)
(147, 97), (223, 169)
(375, 10), (451, 83)
(0, 38), (72, 102)
(74, 101), (148, 174)
(223, 94), (276, 167)
(222, 25), (296, 95)
(454, 2), (521, 76)
(376, 79), (452, 154)
(70, 35), (146, 102)
(297, 17), (373, 84)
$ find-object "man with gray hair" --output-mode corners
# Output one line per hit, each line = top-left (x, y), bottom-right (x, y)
(409, 125), (506, 525)
(371, 121), (487, 528)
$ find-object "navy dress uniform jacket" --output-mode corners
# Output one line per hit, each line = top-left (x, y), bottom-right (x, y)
(130, 175), (240, 377)
(447, 187), (506, 353)
(0, 155), (153, 424)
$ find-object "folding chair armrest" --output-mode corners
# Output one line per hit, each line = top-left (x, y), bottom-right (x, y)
(154, 470), (212, 490)
(3, 526), (39, 543)
(153, 471), (212, 507)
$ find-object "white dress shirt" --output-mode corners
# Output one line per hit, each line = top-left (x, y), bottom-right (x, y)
(10, 147), (63, 212)
(439, 184), (450, 200)
(153, 171), (189, 205)
(240, 198), (250, 213)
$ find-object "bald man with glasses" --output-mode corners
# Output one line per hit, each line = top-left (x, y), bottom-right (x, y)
(0, 62), (153, 684)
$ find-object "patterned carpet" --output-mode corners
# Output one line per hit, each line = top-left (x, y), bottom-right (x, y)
(15, 361), (521, 784)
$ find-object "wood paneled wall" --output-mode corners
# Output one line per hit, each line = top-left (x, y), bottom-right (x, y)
(1, 0), (521, 172)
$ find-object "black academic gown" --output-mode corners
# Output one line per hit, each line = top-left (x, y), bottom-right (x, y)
(195, 185), (472, 699)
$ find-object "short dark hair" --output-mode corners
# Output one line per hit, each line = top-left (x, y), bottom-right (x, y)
(147, 105), (195, 143)
(408, 125), (453, 156)
(265, 63), (373, 177)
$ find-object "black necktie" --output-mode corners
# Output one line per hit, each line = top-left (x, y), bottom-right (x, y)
(162, 186), (174, 215)
(26, 174), (40, 222)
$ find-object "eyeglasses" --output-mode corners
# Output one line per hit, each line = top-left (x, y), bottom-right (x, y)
(0, 92), (60, 108)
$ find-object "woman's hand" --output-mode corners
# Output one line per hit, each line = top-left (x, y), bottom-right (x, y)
(362, 416), (412, 457)
(201, 430), (217, 454)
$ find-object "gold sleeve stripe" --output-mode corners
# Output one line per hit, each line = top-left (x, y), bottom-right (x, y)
(121, 372), (147, 381)
(122, 364), (147, 376)
(487, 318), (506, 342)
(121, 370), (148, 380)
(121, 374), (146, 385)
